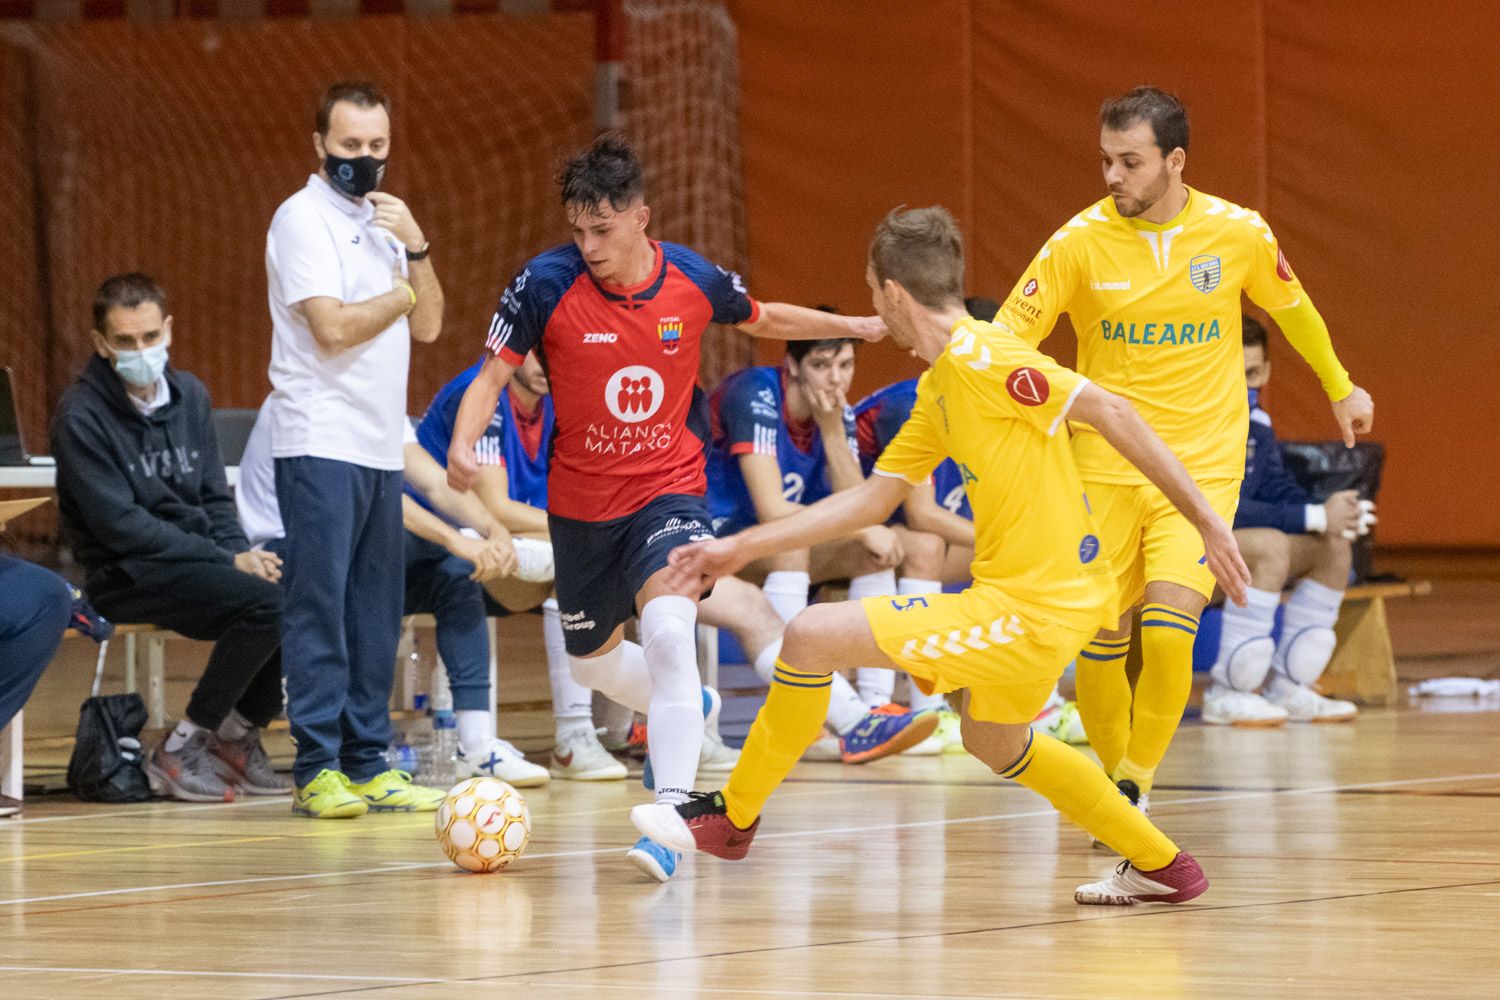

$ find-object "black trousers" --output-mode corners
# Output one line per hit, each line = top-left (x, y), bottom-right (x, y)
(88, 560), (284, 729)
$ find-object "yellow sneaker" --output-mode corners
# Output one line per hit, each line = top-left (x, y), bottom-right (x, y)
(292, 769), (368, 819)
(934, 709), (967, 755)
(346, 769), (446, 812)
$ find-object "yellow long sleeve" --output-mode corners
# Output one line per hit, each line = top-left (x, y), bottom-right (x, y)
(1267, 297), (1354, 401)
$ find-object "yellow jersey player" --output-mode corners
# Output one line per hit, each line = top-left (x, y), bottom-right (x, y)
(631, 206), (1252, 906)
(994, 87), (1375, 815)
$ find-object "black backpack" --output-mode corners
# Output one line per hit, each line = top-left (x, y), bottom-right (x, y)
(66, 633), (152, 803)
(67, 692), (151, 803)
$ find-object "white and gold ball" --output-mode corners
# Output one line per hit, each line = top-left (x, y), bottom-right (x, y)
(434, 777), (531, 873)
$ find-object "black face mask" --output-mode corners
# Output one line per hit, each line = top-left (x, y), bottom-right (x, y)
(323, 152), (386, 199)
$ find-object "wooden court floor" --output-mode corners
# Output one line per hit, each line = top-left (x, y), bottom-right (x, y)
(4, 581), (1498, 999)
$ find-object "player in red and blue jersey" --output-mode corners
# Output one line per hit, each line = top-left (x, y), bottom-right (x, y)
(705, 341), (945, 763)
(445, 135), (884, 882)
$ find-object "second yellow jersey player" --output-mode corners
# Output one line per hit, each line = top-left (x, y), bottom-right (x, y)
(996, 86), (1372, 801)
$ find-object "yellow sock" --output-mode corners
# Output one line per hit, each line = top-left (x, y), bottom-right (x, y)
(1074, 637), (1133, 776)
(999, 729), (1178, 871)
(1118, 605), (1199, 795)
(722, 659), (831, 829)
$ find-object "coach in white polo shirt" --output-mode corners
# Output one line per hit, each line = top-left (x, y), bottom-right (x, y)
(265, 81), (446, 818)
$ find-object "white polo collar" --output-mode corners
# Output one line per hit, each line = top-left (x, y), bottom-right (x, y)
(306, 173), (373, 221)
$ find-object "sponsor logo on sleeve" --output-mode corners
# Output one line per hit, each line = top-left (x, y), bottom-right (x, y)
(1005, 367), (1050, 406)
(1276, 247), (1295, 281)
(1022, 278), (1039, 297)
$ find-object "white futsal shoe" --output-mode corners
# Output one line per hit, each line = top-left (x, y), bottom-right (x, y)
(1201, 684), (1290, 727)
(801, 733), (844, 762)
(549, 727), (628, 781)
(1264, 673), (1358, 722)
(456, 737), (551, 787)
(510, 537), (556, 584)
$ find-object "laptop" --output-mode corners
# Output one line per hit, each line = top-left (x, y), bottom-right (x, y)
(0, 366), (55, 467)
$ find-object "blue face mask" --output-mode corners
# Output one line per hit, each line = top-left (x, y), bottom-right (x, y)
(113, 342), (169, 388)
(1247, 387), (1260, 410)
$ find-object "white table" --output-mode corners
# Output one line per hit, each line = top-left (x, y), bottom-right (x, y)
(0, 464), (240, 489)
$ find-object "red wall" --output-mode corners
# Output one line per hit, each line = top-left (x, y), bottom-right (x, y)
(733, 1), (1500, 548)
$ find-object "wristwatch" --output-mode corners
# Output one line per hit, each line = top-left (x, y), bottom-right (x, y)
(407, 241), (431, 262)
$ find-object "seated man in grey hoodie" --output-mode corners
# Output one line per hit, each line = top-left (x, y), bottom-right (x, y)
(52, 273), (289, 803)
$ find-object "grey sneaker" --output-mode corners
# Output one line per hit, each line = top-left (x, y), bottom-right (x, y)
(147, 729), (235, 802)
(212, 728), (292, 796)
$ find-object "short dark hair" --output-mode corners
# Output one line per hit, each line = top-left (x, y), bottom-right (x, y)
(1242, 314), (1268, 352)
(964, 296), (1000, 320)
(316, 81), (390, 137)
(1100, 86), (1189, 156)
(559, 133), (645, 212)
(787, 338), (856, 364)
(93, 273), (167, 332)
(868, 206), (965, 310)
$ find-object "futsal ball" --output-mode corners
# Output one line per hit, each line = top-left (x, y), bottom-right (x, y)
(435, 777), (531, 873)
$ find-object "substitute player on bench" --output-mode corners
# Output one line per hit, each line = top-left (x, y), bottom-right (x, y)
(633, 206), (1251, 905)
(993, 86), (1373, 814)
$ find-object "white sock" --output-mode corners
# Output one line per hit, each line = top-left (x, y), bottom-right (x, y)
(897, 577), (947, 711)
(543, 598), (594, 741)
(640, 595), (704, 807)
(216, 709), (252, 741)
(762, 570), (811, 623)
(1210, 586), (1280, 691)
(1273, 578), (1344, 679)
(594, 694), (636, 744)
(164, 718), (206, 753)
(849, 570), (899, 706)
(456, 709), (493, 755)
(751, 636), (782, 683)
(569, 641), (653, 715)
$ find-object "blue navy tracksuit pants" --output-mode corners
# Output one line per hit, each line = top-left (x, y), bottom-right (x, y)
(403, 532), (490, 713)
(275, 457), (403, 785)
(0, 555), (72, 731)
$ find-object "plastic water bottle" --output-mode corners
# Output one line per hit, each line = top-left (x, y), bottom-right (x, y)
(430, 710), (459, 786)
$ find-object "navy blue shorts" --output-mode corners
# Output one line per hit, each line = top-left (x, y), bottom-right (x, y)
(548, 493), (715, 656)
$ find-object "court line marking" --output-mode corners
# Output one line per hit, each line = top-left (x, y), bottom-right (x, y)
(263, 877), (1500, 1000)
(3, 769), (1496, 911)
(0, 965), (445, 985)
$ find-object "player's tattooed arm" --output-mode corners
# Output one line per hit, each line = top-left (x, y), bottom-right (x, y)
(448, 353), (516, 491)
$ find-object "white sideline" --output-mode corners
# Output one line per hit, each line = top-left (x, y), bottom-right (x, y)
(3, 769), (1496, 911)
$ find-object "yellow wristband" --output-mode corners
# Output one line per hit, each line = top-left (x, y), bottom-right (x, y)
(395, 280), (416, 308)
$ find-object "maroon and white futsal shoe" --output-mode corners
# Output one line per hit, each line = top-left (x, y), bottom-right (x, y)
(1074, 851), (1209, 905)
(631, 791), (761, 860)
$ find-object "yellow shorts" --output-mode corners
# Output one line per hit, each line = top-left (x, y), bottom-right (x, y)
(863, 587), (1099, 724)
(1085, 478), (1241, 607)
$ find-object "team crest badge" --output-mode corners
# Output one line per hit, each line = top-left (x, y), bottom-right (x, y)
(657, 316), (683, 354)
(1189, 254), (1222, 294)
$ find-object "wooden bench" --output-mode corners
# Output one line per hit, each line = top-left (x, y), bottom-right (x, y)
(1315, 580), (1432, 706)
